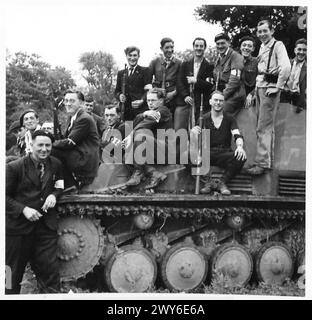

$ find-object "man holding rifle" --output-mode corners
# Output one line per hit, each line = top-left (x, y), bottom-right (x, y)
(149, 37), (182, 116)
(175, 37), (214, 130)
(191, 90), (246, 195)
(115, 46), (150, 121)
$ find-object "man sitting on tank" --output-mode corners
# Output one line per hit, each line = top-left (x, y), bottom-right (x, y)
(191, 90), (247, 195)
(101, 104), (126, 162)
(122, 88), (173, 189)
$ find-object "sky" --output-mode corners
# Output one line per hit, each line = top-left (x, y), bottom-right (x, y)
(3, 0), (222, 86)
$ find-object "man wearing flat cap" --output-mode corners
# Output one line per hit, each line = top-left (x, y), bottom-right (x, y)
(213, 33), (245, 114)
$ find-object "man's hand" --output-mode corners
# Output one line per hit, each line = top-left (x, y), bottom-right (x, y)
(184, 96), (193, 105)
(187, 76), (197, 84)
(119, 94), (127, 103)
(132, 100), (144, 108)
(234, 146), (247, 161)
(122, 134), (133, 150)
(143, 110), (161, 122)
(41, 194), (56, 212)
(191, 126), (201, 136)
(23, 207), (42, 222)
(265, 87), (280, 96)
(245, 93), (255, 108)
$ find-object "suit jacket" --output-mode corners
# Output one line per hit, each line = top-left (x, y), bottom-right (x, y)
(6, 155), (63, 235)
(53, 109), (100, 179)
(115, 65), (151, 120)
(213, 48), (245, 102)
(176, 57), (214, 119)
(292, 58), (306, 109)
(91, 112), (105, 137)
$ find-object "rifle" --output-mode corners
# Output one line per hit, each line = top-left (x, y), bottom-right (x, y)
(195, 94), (204, 195)
(188, 73), (195, 130)
(121, 64), (127, 121)
(53, 98), (64, 139)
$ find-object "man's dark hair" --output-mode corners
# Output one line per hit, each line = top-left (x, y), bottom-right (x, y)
(65, 90), (85, 102)
(239, 35), (256, 47)
(257, 17), (273, 30)
(295, 38), (307, 47)
(105, 104), (121, 114)
(192, 37), (207, 49)
(19, 109), (39, 127)
(160, 37), (174, 48)
(214, 33), (230, 43)
(31, 129), (55, 143)
(210, 90), (224, 99)
(147, 88), (165, 100)
(124, 46), (140, 56)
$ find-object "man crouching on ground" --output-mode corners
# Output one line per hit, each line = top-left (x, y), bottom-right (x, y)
(6, 130), (64, 294)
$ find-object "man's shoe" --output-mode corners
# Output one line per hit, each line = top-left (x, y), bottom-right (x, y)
(200, 183), (212, 194)
(218, 181), (231, 195)
(126, 170), (145, 187)
(295, 106), (303, 114)
(145, 171), (167, 189)
(246, 165), (265, 176)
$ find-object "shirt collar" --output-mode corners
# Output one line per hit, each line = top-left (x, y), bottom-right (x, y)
(30, 154), (46, 168)
(261, 37), (275, 49)
(71, 108), (82, 122)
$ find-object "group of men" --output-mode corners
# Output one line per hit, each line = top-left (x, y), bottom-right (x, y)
(6, 17), (307, 294)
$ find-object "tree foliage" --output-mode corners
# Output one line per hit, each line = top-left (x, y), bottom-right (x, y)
(6, 51), (75, 128)
(195, 5), (307, 55)
(79, 51), (118, 107)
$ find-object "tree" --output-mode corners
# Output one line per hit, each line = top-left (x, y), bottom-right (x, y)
(195, 5), (307, 55)
(6, 51), (75, 129)
(79, 51), (118, 107)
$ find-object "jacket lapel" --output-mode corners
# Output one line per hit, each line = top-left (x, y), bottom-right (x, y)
(299, 60), (306, 85)
(24, 155), (41, 187)
(197, 58), (207, 79)
(41, 158), (52, 191)
(220, 48), (232, 67)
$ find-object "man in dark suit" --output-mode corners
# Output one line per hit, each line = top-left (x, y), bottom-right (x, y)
(175, 37), (214, 130)
(84, 95), (105, 136)
(6, 130), (64, 294)
(52, 90), (100, 189)
(281, 38), (307, 113)
(122, 88), (173, 189)
(115, 46), (151, 121)
(213, 33), (246, 115)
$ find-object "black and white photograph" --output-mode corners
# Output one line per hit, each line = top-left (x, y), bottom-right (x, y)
(1, 0), (309, 301)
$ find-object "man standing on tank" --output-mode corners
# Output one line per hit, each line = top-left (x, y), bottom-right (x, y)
(213, 33), (245, 115)
(247, 18), (291, 176)
(149, 37), (182, 117)
(175, 37), (214, 130)
(115, 46), (150, 121)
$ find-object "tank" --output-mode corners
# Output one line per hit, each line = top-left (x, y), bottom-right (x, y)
(56, 102), (305, 293)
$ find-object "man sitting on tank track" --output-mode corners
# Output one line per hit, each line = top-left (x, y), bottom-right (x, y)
(122, 88), (173, 189)
(191, 90), (247, 195)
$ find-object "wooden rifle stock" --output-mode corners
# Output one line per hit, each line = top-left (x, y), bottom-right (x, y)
(53, 98), (63, 139)
(121, 64), (127, 121)
(188, 80), (195, 130)
(195, 94), (204, 195)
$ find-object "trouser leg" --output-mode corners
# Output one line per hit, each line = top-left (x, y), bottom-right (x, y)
(254, 88), (280, 169)
(5, 233), (33, 294)
(211, 150), (246, 183)
(174, 105), (190, 131)
(30, 222), (60, 293)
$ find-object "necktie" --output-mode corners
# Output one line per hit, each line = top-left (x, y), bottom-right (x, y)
(38, 162), (45, 182)
(129, 67), (134, 76)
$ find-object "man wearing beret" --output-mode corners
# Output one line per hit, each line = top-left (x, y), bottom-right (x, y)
(213, 33), (246, 114)
(6, 130), (64, 294)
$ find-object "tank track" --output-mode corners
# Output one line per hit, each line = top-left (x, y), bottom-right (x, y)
(56, 197), (305, 293)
